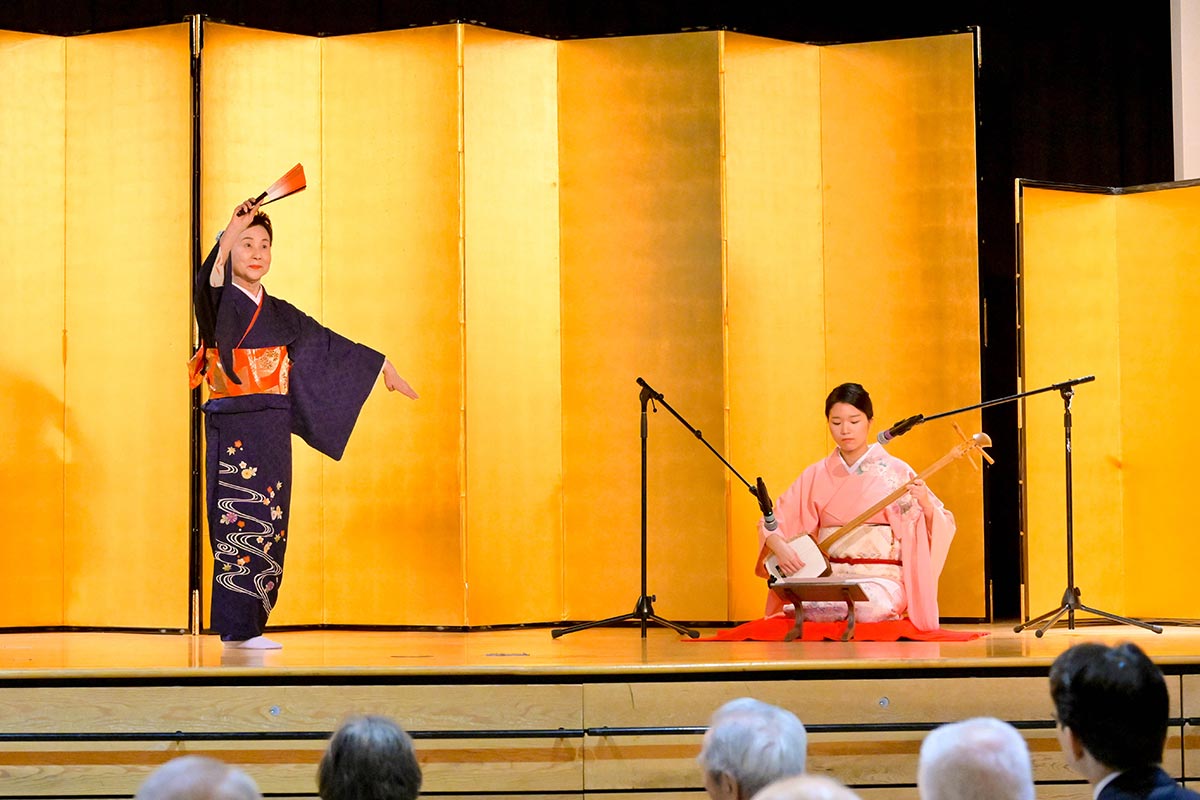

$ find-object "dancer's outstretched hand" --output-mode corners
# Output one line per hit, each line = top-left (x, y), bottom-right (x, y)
(383, 360), (418, 399)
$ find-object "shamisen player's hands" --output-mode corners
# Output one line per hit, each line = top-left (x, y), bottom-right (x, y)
(765, 533), (806, 576)
(382, 360), (419, 399)
(908, 478), (936, 515)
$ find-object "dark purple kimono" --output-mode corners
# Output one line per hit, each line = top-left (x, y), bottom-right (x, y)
(194, 244), (384, 640)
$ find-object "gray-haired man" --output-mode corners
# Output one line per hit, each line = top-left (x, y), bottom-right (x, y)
(699, 698), (808, 800)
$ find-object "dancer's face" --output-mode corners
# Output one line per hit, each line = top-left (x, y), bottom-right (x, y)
(230, 224), (272, 291)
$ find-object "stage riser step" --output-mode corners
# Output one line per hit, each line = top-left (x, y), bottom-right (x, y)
(0, 677), (1191, 797)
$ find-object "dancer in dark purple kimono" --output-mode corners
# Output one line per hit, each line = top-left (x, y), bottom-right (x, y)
(190, 198), (417, 650)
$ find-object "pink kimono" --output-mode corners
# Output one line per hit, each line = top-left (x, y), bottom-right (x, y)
(757, 444), (955, 631)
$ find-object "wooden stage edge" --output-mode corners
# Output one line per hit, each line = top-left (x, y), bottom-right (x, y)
(1, 620), (1199, 679)
(3, 623), (1200, 799)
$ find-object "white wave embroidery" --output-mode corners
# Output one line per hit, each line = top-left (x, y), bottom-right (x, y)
(213, 460), (283, 614)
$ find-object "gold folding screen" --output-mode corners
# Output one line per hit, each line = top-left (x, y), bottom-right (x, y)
(201, 24), (467, 626)
(1116, 187), (1200, 618)
(1020, 188), (1122, 618)
(462, 28), (564, 624)
(0, 26), (191, 628)
(0, 22), (981, 629)
(722, 34), (827, 620)
(200, 25), (327, 626)
(819, 35), (983, 618)
(559, 33), (728, 622)
(724, 32), (982, 619)
(0, 32), (67, 626)
(322, 28), (466, 625)
(64, 26), (192, 628)
(1021, 182), (1200, 619)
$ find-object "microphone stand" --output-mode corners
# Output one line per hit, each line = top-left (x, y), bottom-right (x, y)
(881, 375), (1161, 636)
(877, 377), (1086, 441)
(1013, 381), (1161, 636)
(549, 379), (758, 642)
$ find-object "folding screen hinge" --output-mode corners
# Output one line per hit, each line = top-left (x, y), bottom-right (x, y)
(190, 14), (203, 58)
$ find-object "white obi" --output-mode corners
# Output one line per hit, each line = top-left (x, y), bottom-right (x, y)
(803, 523), (905, 623)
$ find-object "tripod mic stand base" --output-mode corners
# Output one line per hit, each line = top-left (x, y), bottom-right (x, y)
(1015, 586), (1163, 637)
(551, 595), (700, 639)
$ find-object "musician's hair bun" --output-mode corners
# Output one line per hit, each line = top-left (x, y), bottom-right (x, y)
(825, 383), (873, 419)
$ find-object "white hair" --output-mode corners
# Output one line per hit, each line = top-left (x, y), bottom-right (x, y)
(135, 756), (261, 800)
(753, 774), (861, 800)
(699, 698), (808, 798)
(918, 717), (1034, 800)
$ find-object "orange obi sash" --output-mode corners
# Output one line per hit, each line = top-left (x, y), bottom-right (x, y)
(188, 345), (290, 398)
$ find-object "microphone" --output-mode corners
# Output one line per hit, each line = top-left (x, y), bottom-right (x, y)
(755, 476), (778, 531)
(877, 413), (925, 444)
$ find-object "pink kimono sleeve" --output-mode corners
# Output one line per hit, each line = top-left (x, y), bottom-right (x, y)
(890, 474), (956, 631)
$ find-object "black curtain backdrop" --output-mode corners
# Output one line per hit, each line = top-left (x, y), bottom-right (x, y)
(1, 0), (1173, 620)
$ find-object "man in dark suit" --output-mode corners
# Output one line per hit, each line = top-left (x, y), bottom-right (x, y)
(1050, 642), (1200, 800)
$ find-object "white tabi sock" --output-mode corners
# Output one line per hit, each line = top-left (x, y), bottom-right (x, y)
(223, 635), (282, 650)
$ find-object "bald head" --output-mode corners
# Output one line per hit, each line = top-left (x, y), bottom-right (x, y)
(135, 756), (261, 800)
(753, 774), (861, 800)
(918, 718), (1033, 800)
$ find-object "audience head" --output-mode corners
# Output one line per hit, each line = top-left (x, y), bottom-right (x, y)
(699, 698), (808, 800)
(917, 717), (1034, 800)
(1049, 641), (1168, 776)
(318, 715), (423, 800)
(753, 774), (860, 800)
(134, 756), (261, 800)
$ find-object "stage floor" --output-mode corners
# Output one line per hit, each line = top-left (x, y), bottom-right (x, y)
(0, 620), (1195, 679)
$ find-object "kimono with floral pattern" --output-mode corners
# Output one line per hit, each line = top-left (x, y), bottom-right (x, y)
(757, 444), (955, 630)
(193, 243), (384, 640)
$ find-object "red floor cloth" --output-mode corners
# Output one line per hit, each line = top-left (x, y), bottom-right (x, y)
(693, 617), (987, 642)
